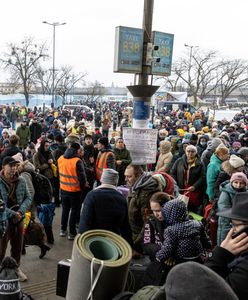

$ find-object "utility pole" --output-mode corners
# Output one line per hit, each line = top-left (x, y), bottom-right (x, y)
(127, 0), (159, 128)
(184, 44), (198, 100)
(43, 21), (66, 108)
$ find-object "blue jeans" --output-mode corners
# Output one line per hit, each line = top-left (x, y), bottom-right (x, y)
(61, 190), (82, 235)
(11, 120), (16, 130)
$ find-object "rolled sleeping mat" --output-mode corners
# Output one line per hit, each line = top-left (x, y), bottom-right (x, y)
(66, 229), (132, 300)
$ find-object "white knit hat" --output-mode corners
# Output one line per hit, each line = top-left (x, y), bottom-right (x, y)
(229, 155), (245, 169)
(100, 168), (119, 186)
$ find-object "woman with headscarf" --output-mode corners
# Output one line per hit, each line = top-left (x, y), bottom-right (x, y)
(170, 145), (206, 213)
(32, 139), (54, 180)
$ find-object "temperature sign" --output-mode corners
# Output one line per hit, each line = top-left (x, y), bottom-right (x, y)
(151, 31), (174, 76)
(114, 26), (144, 73)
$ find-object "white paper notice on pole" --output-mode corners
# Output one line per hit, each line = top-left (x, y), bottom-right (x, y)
(123, 128), (158, 164)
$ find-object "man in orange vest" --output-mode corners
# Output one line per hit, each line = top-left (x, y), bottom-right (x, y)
(95, 137), (115, 185)
(58, 142), (86, 240)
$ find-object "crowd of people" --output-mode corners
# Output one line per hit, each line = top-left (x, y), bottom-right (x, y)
(0, 102), (248, 299)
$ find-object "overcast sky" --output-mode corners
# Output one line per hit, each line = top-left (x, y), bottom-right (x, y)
(1, 0), (248, 87)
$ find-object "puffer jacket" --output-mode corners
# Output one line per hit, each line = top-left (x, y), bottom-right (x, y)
(155, 140), (173, 172)
(113, 147), (132, 166)
(16, 125), (30, 149)
(201, 138), (222, 169)
(206, 154), (223, 200)
(217, 181), (247, 245)
(128, 173), (161, 252)
(156, 199), (211, 262)
(33, 152), (53, 179)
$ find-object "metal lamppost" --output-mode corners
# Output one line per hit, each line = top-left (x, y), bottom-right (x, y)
(184, 44), (198, 99)
(42, 21), (66, 108)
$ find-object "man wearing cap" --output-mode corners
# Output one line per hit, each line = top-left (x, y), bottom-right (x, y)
(16, 119), (30, 150)
(0, 156), (32, 281)
(95, 137), (115, 185)
(78, 168), (133, 246)
(206, 192), (248, 300)
(57, 143), (86, 240)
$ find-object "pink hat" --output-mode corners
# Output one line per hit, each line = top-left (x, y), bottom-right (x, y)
(230, 172), (248, 185)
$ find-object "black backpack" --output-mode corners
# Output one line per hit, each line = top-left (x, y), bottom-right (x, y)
(29, 171), (53, 205)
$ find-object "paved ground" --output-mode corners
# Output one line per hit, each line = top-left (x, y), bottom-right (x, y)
(19, 206), (73, 299)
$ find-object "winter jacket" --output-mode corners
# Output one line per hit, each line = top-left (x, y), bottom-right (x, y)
(206, 154), (223, 200)
(196, 135), (209, 157)
(216, 181), (246, 245)
(201, 138), (222, 169)
(114, 147), (132, 167)
(155, 141), (173, 173)
(29, 123), (42, 144)
(170, 154), (205, 191)
(0, 175), (32, 222)
(156, 200), (210, 263)
(143, 216), (164, 260)
(128, 173), (161, 252)
(83, 143), (97, 164)
(114, 147), (132, 185)
(206, 246), (248, 300)
(33, 152), (54, 179)
(19, 161), (36, 200)
(16, 125), (30, 149)
(78, 185), (133, 246)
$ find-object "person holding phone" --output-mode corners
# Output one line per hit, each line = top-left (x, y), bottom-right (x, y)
(206, 192), (248, 300)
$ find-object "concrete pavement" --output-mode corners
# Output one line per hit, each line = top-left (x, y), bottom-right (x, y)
(20, 206), (73, 299)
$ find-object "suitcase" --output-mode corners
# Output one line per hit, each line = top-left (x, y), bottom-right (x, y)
(56, 259), (71, 297)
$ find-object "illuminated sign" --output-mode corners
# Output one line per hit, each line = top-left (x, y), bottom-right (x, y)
(152, 31), (174, 76)
(114, 26), (144, 73)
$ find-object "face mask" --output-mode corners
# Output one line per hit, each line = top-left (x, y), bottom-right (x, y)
(232, 186), (246, 192)
(200, 142), (207, 146)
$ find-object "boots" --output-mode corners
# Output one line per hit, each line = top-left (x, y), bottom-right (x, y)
(44, 226), (54, 244)
(39, 244), (51, 259)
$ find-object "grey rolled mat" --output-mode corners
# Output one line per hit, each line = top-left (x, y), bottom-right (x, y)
(66, 230), (132, 300)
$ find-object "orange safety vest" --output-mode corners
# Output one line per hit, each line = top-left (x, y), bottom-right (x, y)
(58, 156), (81, 192)
(95, 151), (113, 181)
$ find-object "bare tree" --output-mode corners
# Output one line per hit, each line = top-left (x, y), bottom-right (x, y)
(84, 81), (105, 105)
(173, 49), (221, 106)
(0, 37), (48, 106)
(218, 59), (248, 105)
(35, 66), (87, 105)
(164, 49), (248, 107)
(56, 66), (87, 105)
